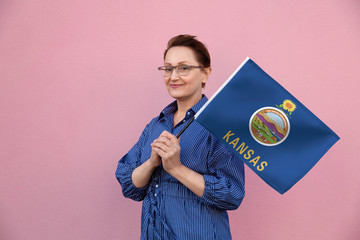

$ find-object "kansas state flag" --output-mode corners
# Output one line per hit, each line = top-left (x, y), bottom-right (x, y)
(195, 57), (339, 194)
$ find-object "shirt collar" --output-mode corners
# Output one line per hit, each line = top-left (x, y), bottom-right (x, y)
(159, 94), (208, 119)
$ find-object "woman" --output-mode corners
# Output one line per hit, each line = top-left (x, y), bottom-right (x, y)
(115, 34), (245, 240)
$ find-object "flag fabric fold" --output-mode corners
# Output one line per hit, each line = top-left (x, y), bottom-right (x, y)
(194, 57), (339, 194)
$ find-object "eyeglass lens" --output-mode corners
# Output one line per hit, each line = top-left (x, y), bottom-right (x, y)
(163, 66), (190, 77)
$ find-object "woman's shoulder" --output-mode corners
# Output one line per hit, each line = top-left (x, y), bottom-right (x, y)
(139, 116), (161, 135)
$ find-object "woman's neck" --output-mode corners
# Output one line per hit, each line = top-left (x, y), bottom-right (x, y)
(176, 94), (202, 114)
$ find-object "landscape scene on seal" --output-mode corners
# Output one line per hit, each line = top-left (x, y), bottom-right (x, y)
(250, 109), (289, 145)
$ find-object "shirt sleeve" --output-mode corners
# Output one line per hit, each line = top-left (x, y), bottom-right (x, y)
(115, 123), (151, 202)
(201, 136), (245, 210)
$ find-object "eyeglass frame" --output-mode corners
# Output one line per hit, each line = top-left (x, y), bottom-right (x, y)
(157, 65), (205, 77)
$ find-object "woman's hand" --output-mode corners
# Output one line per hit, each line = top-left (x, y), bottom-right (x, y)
(151, 131), (182, 174)
(152, 130), (205, 197)
(149, 145), (161, 168)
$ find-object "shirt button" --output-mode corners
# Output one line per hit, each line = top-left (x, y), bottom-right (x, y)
(154, 193), (157, 197)
(183, 120), (186, 123)
(187, 112), (191, 115)
(155, 184), (159, 188)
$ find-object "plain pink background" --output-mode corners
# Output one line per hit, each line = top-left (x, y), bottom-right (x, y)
(0, 1), (359, 239)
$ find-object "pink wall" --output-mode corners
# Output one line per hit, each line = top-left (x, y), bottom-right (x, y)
(0, 1), (359, 239)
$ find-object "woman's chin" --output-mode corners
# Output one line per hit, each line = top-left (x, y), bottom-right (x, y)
(170, 94), (185, 101)
(168, 89), (185, 99)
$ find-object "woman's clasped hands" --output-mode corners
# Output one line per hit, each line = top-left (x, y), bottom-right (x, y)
(150, 131), (182, 174)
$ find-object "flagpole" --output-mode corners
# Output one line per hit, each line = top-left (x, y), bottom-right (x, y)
(176, 116), (195, 138)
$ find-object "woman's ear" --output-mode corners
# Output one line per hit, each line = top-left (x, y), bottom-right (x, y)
(204, 67), (212, 77)
(202, 67), (212, 87)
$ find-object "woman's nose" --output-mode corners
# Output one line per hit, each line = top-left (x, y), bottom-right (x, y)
(169, 69), (180, 80)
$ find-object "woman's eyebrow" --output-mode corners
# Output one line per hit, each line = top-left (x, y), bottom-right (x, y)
(164, 61), (191, 65)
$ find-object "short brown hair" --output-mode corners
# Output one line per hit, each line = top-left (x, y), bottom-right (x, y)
(163, 34), (211, 68)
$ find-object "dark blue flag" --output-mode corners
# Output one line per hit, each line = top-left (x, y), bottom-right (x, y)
(195, 58), (339, 194)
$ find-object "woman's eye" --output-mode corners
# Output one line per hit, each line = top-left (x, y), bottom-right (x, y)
(165, 68), (172, 72)
(179, 66), (190, 71)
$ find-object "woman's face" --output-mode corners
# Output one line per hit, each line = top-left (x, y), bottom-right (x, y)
(164, 46), (210, 102)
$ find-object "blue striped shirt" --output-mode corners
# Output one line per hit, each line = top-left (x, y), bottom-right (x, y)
(115, 95), (245, 240)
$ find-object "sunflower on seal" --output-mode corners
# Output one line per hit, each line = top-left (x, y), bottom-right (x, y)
(282, 100), (296, 112)
(277, 99), (297, 116)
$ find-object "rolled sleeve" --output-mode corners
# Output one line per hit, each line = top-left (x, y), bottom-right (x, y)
(201, 139), (245, 210)
(115, 123), (151, 201)
(115, 154), (149, 201)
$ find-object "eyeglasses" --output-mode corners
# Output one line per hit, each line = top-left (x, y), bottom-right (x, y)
(157, 65), (204, 77)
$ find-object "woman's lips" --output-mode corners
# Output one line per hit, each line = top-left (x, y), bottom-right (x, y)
(170, 84), (182, 88)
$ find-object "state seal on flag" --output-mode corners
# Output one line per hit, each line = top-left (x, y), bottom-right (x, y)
(249, 107), (290, 146)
